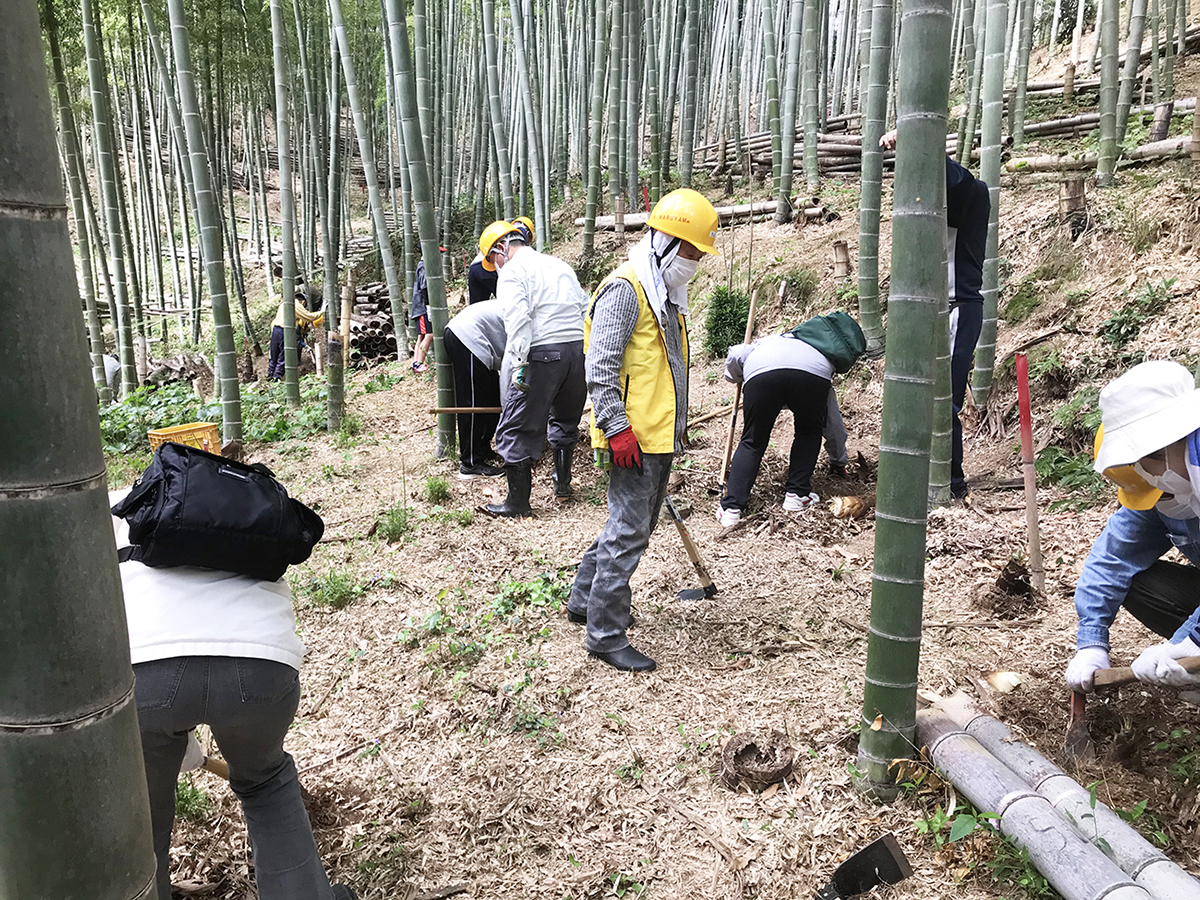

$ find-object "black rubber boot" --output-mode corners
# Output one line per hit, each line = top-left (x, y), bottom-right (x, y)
(552, 446), (574, 498)
(486, 463), (534, 517)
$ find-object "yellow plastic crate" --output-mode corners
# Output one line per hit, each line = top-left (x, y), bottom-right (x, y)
(147, 422), (221, 455)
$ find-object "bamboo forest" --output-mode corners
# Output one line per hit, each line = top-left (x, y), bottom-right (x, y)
(8, 0), (1200, 895)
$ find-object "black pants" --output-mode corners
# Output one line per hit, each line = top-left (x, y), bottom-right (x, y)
(445, 328), (501, 467)
(950, 302), (983, 491)
(722, 368), (831, 510)
(1125, 559), (1200, 639)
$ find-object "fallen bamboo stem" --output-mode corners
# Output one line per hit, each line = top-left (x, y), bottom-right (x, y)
(428, 406), (503, 414)
(687, 403), (738, 428)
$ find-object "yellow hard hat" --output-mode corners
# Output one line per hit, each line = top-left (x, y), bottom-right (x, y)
(478, 221), (519, 272)
(1095, 425), (1162, 510)
(513, 216), (535, 243)
(646, 188), (720, 255)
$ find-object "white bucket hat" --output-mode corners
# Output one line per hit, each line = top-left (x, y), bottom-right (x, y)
(1093, 360), (1200, 473)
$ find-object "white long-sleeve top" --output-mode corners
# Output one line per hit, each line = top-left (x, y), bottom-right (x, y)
(496, 247), (587, 370)
(724, 334), (835, 385)
(110, 489), (306, 670)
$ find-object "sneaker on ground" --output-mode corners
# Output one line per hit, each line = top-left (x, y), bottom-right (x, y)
(458, 462), (505, 480)
(828, 461), (849, 478)
(951, 481), (970, 500)
(783, 491), (820, 511)
(412, 361), (428, 374)
(716, 506), (742, 527)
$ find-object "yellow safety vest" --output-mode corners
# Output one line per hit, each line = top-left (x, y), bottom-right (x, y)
(584, 262), (688, 455)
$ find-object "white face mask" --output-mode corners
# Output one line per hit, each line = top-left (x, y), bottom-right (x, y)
(663, 257), (699, 289)
(1156, 495), (1197, 519)
(1134, 461), (1195, 498)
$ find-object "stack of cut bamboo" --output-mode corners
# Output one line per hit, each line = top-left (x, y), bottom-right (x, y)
(346, 282), (398, 366)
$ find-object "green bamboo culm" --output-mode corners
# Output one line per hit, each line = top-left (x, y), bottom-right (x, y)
(582, 0), (610, 257)
(269, 0), (301, 408)
(386, 0), (455, 455)
(761, 0), (785, 198)
(679, 0), (700, 186)
(81, 0), (137, 398)
(856, 0), (953, 801)
(1, 0), (158, 893)
(776, 0), (805, 222)
(329, 0), (409, 355)
(1009, 0), (1036, 145)
(801, 0), (822, 193)
(1115, 0), (1150, 144)
(165, 0), (243, 441)
(1096, 0), (1120, 185)
(928, 284), (953, 506)
(856, 0), (894, 356)
(968, 0), (1008, 411)
(480, 0), (515, 221)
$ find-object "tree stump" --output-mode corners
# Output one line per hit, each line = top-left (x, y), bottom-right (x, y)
(720, 731), (795, 792)
(833, 240), (851, 277)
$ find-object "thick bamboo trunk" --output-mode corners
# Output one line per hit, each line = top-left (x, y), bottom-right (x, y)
(856, 0), (893, 356)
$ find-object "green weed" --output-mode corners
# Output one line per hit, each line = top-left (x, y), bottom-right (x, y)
(303, 569), (366, 610)
(106, 450), (152, 489)
(575, 251), (617, 290)
(1035, 447), (1106, 510)
(781, 268), (820, 308)
(362, 370), (401, 393)
(1116, 798), (1171, 847)
(1003, 277), (1043, 324)
(1154, 727), (1200, 788)
(1051, 384), (1103, 452)
(377, 502), (415, 542)
(492, 572), (570, 618)
(702, 285), (752, 358)
(1099, 278), (1174, 348)
(333, 412), (363, 449)
(175, 774), (210, 823)
(423, 476), (451, 504)
(604, 872), (646, 898)
(429, 507), (474, 527)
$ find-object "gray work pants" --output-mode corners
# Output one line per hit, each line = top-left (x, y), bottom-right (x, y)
(568, 453), (674, 653)
(134, 656), (334, 900)
(495, 340), (586, 464)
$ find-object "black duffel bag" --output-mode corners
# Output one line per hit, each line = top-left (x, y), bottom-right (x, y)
(112, 442), (324, 581)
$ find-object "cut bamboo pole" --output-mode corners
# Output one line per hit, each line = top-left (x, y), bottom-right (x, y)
(939, 694), (1200, 900)
(917, 709), (1154, 900)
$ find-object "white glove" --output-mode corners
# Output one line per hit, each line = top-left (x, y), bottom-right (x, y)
(180, 730), (205, 774)
(1131, 637), (1200, 688)
(1066, 646), (1111, 693)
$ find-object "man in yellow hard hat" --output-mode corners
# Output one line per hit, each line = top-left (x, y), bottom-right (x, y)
(479, 221), (589, 516)
(566, 188), (719, 673)
(513, 216), (536, 245)
(1067, 361), (1200, 697)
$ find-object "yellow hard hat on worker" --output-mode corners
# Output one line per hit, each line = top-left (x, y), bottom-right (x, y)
(513, 216), (535, 244)
(1095, 425), (1161, 510)
(646, 188), (720, 255)
(478, 220), (521, 272)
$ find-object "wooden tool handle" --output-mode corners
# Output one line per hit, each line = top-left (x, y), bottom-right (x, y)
(201, 756), (230, 780)
(1093, 655), (1200, 689)
(665, 499), (715, 589)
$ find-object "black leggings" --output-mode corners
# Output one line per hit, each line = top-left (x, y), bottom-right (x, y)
(1125, 559), (1200, 639)
(444, 328), (500, 467)
(722, 368), (831, 510)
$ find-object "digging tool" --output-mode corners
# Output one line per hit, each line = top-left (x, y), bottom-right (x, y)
(201, 756), (229, 780)
(813, 833), (913, 899)
(718, 286), (763, 486)
(664, 497), (718, 601)
(1094, 655), (1200, 689)
(1065, 690), (1096, 763)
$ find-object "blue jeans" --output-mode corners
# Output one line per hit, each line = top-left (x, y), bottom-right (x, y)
(568, 454), (673, 653)
(134, 656), (335, 900)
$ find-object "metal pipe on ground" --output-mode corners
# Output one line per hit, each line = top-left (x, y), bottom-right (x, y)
(916, 708), (1153, 900)
(938, 694), (1200, 900)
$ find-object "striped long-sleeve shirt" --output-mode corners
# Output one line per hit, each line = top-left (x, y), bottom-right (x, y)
(586, 279), (688, 453)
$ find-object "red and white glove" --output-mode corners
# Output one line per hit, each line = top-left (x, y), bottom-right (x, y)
(608, 426), (643, 474)
(1131, 637), (1200, 687)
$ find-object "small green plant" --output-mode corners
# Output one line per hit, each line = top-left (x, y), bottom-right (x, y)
(334, 412), (363, 449)
(1099, 278), (1175, 348)
(781, 268), (820, 308)
(701, 285), (752, 358)
(984, 840), (1056, 899)
(1116, 798), (1171, 847)
(1155, 727), (1200, 787)
(835, 280), (859, 306)
(362, 370), (401, 393)
(175, 774), (209, 823)
(422, 476), (451, 504)
(604, 871), (646, 898)
(429, 507), (474, 527)
(615, 760), (644, 783)
(1051, 384), (1102, 452)
(492, 572), (571, 618)
(107, 450), (152, 489)
(574, 251), (617, 290)
(304, 569), (366, 610)
(377, 502), (415, 542)
(1035, 447), (1106, 510)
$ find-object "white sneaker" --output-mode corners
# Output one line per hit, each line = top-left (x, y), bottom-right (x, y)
(716, 506), (742, 527)
(783, 491), (820, 512)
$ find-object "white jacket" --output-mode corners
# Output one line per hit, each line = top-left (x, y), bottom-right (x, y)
(497, 247), (587, 370)
(110, 489), (306, 670)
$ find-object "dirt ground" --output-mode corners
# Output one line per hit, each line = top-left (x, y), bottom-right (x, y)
(153, 123), (1200, 899)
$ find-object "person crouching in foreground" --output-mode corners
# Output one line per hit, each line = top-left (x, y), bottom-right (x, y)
(566, 188), (720, 673)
